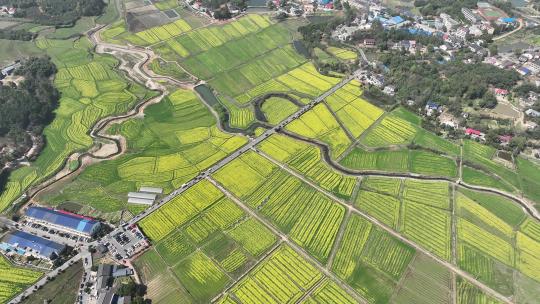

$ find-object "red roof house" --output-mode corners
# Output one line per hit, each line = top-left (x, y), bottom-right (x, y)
(465, 128), (482, 136)
(494, 88), (509, 95)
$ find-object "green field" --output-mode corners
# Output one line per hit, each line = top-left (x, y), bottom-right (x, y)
(0, 256), (42, 303)
(0, 37), (154, 212)
(332, 214), (415, 303)
(261, 97), (299, 124)
(40, 89), (247, 221)
(258, 133), (357, 199)
(3, 7), (539, 304)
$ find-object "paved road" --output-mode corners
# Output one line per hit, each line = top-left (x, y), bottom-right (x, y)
(111, 75), (355, 236)
(9, 253), (82, 304)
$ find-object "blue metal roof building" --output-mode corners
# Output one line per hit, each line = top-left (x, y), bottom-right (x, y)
(25, 206), (101, 236)
(3, 231), (65, 259)
(500, 17), (516, 23)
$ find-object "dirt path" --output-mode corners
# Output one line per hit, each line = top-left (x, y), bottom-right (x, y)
(207, 177), (368, 304)
(277, 129), (540, 221)
(254, 149), (514, 304)
(21, 23), (199, 209)
(493, 18), (524, 41)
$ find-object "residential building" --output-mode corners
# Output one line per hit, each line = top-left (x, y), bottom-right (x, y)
(440, 13), (459, 30)
(525, 109), (540, 117)
(382, 85), (396, 96)
(465, 128), (486, 140)
(494, 88), (509, 96)
(1, 230), (65, 260)
(454, 27), (469, 40)
(1, 62), (21, 77)
(518, 67), (531, 76)
(425, 101), (442, 116)
(25, 206), (101, 237)
(468, 25), (483, 36)
(462, 7), (480, 23)
(524, 61), (540, 75)
(362, 38), (376, 46)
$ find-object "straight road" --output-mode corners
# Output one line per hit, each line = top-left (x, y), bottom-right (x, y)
(120, 75), (356, 231)
(9, 253), (82, 304)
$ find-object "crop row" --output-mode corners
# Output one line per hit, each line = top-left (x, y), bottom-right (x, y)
(215, 152), (345, 262)
(361, 115), (418, 147)
(402, 179), (450, 209)
(228, 245), (322, 304)
(139, 180), (224, 241)
(0, 256), (42, 303)
(360, 176), (401, 197)
(402, 200), (452, 260)
(355, 190), (400, 229)
(285, 103), (352, 158)
(233, 62), (341, 104)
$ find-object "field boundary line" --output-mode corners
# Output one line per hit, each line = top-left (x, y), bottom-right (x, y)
(210, 240), (283, 303)
(206, 176), (368, 304)
(255, 149), (514, 304)
(274, 129), (540, 221)
(326, 209), (351, 270)
(295, 276), (327, 304)
(334, 111), (385, 163)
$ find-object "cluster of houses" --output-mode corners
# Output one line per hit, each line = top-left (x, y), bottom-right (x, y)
(188, 0), (243, 18)
(484, 49), (540, 86)
(94, 264), (134, 304)
(337, 1), (526, 61)
(0, 6), (16, 16)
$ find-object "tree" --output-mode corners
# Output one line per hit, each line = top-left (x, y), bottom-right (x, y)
(266, 0), (276, 10)
(478, 92), (497, 108)
(488, 44), (498, 56)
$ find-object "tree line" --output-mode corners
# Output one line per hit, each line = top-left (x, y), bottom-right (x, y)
(0, 56), (59, 168)
(0, 0), (105, 26)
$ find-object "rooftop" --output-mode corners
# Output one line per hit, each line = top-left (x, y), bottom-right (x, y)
(25, 206), (100, 235)
(3, 230), (65, 258)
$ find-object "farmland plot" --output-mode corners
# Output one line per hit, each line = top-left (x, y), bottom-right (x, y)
(233, 62), (341, 104)
(214, 152), (345, 263)
(332, 214), (415, 303)
(302, 279), (357, 304)
(360, 176), (401, 197)
(41, 89), (247, 218)
(220, 245), (323, 304)
(325, 86), (383, 138)
(402, 179), (450, 210)
(361, 114), (419, 147)
(409, 150), (458, 178)
(458, 188), (525, 228)
(456, 277), (503, 304)
(261, 97), (299, 125)
(285, 103), (352, 158)
(463, 140), (521, 192)
(355, 190), (400, 229)
(172, 251), (230, 302)
(259, 134), (356, 199)
(401, 200), (452, 260)
(0, 256), (42, 303)
(391, 254), (452, 304)
(340, 148), (409, 172)
(0, 39), (150, 211)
